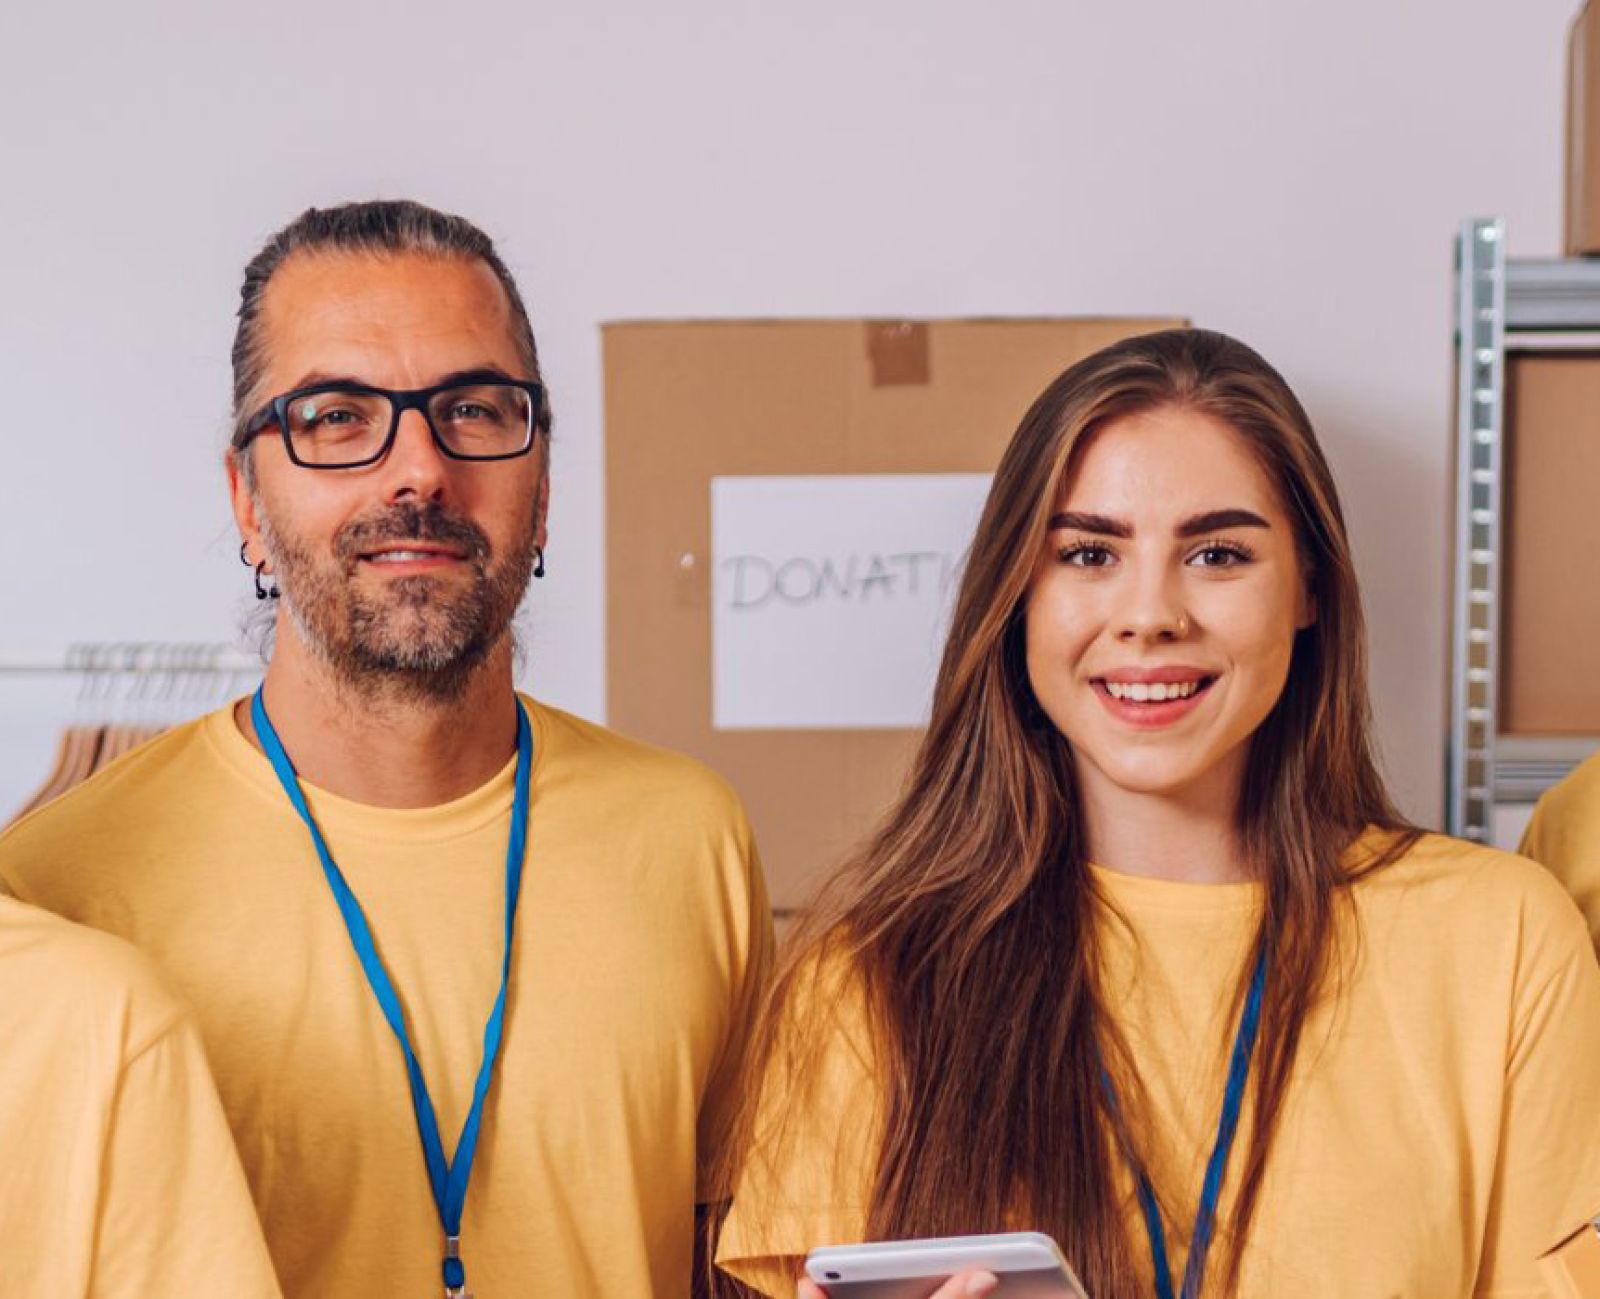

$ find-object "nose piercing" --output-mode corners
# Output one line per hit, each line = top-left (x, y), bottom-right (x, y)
(1176, 614), (1191, 636)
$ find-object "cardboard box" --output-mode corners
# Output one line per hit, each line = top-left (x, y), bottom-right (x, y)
(1502, 352), (1600, 733)
(1569, 1), (1600, 255)
(604, 317), (1183, 909)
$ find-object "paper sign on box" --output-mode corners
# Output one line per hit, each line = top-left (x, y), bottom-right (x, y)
(711, 474), (991, 729)
(604, 316), (1186, 907)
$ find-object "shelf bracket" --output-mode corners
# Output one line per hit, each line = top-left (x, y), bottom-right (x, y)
(1446, 218), (1506, 841)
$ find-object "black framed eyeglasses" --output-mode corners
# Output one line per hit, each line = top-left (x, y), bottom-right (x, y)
(238, 374), (544, 469)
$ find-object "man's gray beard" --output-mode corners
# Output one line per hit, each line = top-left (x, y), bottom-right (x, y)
(254, 502), (537, 706)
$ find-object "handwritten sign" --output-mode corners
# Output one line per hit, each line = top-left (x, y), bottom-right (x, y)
(711, 474), (992, 729)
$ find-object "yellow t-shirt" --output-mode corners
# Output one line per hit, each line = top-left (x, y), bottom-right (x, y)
(717, 833), (1600, 1298)
(0, 696), (772, 1299)
(0, 894), (281, 1298)
(1519, 751), (1600, 956)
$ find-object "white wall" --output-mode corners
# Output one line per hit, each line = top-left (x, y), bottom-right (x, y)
(0, 0), (1576, 824)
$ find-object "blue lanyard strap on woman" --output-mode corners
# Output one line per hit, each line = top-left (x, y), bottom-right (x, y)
(1101, 946), (1268, 1299)
(252, 688), (532, 1299)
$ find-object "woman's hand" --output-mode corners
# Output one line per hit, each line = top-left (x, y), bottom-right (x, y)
(799, 1268), (998, 1298)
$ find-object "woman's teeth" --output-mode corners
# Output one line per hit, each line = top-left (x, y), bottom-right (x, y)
(1104, 679), (1203, 703)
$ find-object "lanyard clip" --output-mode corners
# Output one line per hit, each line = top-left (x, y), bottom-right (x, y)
(443, 1235), (472, 1299)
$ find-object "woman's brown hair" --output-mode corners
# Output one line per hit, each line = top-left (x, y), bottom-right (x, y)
(710, 328), (1418, 1298)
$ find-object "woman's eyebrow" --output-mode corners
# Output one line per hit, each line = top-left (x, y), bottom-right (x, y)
(1047, 511), (1131, 537)
(1176, 508), (1272, 537)
(1045, 508), (1270, 537)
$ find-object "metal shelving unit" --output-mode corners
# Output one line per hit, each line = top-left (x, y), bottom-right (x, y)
(1446, 218), (1600, 841)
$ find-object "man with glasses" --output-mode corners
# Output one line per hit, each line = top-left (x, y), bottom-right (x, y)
(0, 200), (772, 1298)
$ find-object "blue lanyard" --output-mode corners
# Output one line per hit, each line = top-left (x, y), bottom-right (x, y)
(251, 688), (532, 1299)
(1101, 946), (1267, 1299)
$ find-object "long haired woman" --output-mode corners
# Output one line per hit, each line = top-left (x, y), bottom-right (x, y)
(712, 329), (1600, 1298)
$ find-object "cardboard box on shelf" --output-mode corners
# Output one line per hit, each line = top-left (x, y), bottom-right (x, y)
(604, 316), (1183, 910)
(1569, 1), (1600, 255)
(1501, 352), (1600, 733)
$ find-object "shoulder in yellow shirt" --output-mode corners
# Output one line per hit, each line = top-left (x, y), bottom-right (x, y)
(0, 696), (772, 1299)
(717, 833), (1600, 1298)
(1520, 749), (1600, 956)
(0, 894), (280, 1299)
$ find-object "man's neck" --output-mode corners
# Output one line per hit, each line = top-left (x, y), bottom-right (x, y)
(237, 634), (522, 809)
(1077, 752), (1252, 885)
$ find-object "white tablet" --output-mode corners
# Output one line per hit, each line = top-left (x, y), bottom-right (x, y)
(804, 1231), (1089, 1298)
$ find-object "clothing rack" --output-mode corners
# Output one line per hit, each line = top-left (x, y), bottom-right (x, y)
(0, 644), (262, 717)
(1, 644), (265, 824)
(0, 644), (261, 675)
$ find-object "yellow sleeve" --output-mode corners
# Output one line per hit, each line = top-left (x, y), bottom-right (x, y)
(715, 955), (881, 1298)
(1517, 800), (1546, 862)
(1518, 765), (1600, 958)
(697, 835), (777, 1203)
(91, 1014), (281, 1299)
(1474, 890), (1600, 1297)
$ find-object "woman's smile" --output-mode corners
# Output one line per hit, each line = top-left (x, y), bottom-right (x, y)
(1091, 668), (1220, 728)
